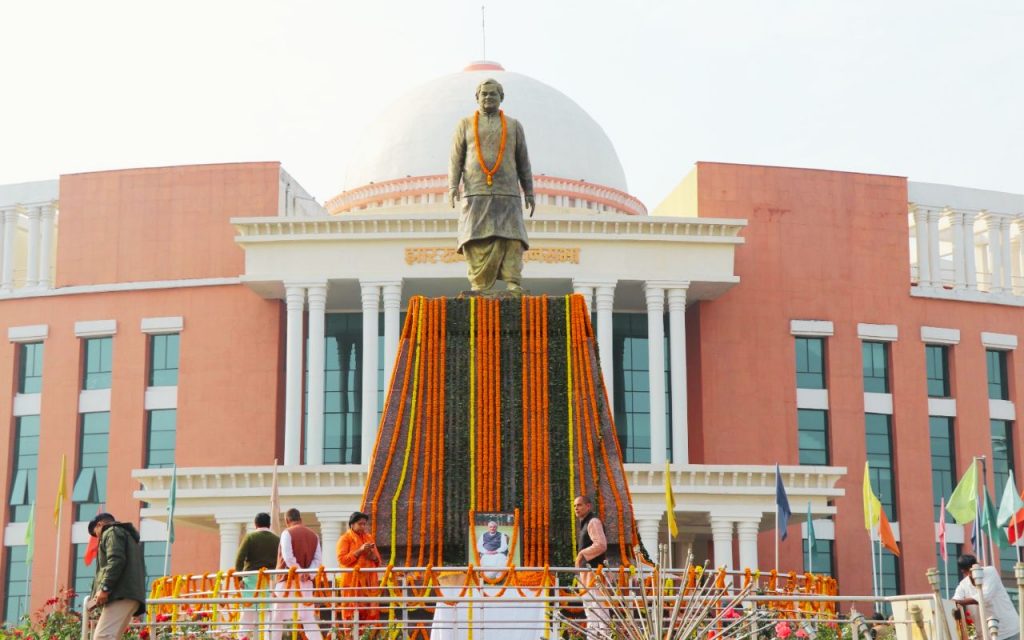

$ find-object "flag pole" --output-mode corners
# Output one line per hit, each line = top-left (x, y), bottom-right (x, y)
(869, 520), (879, 604)
(53, 500), (62, 598)
(876, 524), (883, 613)
(775, 499), (779, 571)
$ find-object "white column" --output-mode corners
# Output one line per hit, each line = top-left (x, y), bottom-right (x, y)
(38, 204), (56, 289)
(913, 207), (931, 286)
(709, 516), (735, 572)
(284, 285), (306, 465)
(594, 283), (616, 413)
(360, 282), (381, 466)
(1000, 218), (1014, 292)
(381, 282), (402, 386)
(949, 210), (967, 289)
(24, 206), (41, 288)
(983, 213), (1003, 293)
(572, 280), (594, 312)
(218, 520), (244, 570)
(666, 286), (689, 464)
(735, 517), (761, 572)
(636, 517), (662, 563)
(306, 284), (328, 466)
(1, 208), (17, 292)
(926, 208), (943, 287)
(317, 516), (345, 568)
(644, 284), (667, 464)
(963, 211), (979, 290)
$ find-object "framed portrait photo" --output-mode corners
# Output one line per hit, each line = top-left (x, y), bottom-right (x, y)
(469, 511), (520, 572)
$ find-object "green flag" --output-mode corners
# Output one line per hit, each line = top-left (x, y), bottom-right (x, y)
(806, 501), (815, 573)
(982, 487), (1012, 550)
(946, 459), (978, 525)
(997, 470), (1024, 527)
(167, 464), (177, 544)
(24, 502), (35, 564)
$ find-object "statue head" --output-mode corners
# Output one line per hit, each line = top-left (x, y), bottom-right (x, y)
(475, 78), (503, 114)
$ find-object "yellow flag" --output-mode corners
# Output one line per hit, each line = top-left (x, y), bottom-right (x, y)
(665, 461), (678, 537)
(53, 454), (67, 526)
(862, 461), (882, 530)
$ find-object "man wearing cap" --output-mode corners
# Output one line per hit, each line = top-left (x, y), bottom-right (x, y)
(87, 513), (146, 640)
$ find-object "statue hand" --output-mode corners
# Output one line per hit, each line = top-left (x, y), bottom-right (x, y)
(525, 195), (535, 217)
(448, 189), (459, 208)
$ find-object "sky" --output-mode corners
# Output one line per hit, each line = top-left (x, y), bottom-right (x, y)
(1, 1), (1022, 210)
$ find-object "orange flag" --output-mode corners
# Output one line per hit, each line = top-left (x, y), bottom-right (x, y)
(879, 508), (900, 556)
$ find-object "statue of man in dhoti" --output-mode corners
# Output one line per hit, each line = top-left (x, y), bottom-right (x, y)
(448, 78), (535, 295)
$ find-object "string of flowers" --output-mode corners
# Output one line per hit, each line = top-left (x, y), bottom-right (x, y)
(435, 298), (447, 566)
(404, 301), (429, 566)
(540, 295), (551, 562)
(389, 298), (427, 564)
(469, 296), (477, 512)
(565, 295), (579, 560)
(366, 297), (420, 533)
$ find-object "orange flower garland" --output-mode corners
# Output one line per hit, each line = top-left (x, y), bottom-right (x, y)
(473, 110), (508, 187)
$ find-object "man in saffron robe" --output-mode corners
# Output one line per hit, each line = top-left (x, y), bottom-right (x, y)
(449, 77), (535, 294)
(336, 511), (382, 630)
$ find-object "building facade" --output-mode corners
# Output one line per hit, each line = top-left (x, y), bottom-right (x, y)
(2, 62), (1023, 621)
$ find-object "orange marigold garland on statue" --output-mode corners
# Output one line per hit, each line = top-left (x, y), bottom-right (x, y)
(473, 110), (508, 187)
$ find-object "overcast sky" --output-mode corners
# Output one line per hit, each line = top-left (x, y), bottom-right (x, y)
(1, 1), (1021, 210)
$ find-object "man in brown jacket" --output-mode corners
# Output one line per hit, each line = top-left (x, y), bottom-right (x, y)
(270, 508), (324, 640)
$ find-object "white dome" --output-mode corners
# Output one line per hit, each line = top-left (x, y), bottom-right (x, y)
(341, 62), (629, 193)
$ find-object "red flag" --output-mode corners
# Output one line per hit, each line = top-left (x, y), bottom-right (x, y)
(879, 509), (900, 556)
(84, 534), (99, 565)
(939, 497), (947, 561)
(84, 503), (105, 565)
(1007, 507), (1024, 544)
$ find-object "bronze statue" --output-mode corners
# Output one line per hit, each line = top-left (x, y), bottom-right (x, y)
(449, 78), (535, 295)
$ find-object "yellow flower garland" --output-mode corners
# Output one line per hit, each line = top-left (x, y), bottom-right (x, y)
(389, 300), (426, 564)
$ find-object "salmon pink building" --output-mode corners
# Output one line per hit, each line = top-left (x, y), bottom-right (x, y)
(2, 62), (1024, 621)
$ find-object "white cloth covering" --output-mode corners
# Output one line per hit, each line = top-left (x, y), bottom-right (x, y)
(430, 583), (549, 640)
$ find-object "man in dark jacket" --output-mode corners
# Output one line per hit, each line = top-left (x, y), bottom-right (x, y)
(87, 512), (146, 640)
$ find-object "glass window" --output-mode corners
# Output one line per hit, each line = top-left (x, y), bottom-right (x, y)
(315, 314), (364, 465)
(613, 313), (671, 464)
(992, 419), (1015, 506)
(879, 553), (901, 615)
(936, 543), (962, 599)
(926, 345), (950, 398)
(72, 412), (110, 521)
(149, 334), (180, 387)
(8, 416), (40, 522)
(866, 413), (897, 520)
(988, 350), (1010, 401)
(143, 541), (168, 589)
(802, 537), (834, 576)
(929, 417), (956, 521)
(17, 342), (44, 394)
(146, 409), (177, 469)
(862, 342), (890, 393)
(3, 546), (32, 624)
(795, 337), (826, 389)
(798, 409), (829, 465)
(71, 543), (95, 612)
(82, 337), (113, 390)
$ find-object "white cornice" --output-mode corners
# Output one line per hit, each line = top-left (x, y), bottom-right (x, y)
(7, 324), (49, 342)
(232, 213), (746, 245)
(0, 277), (242, 301)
